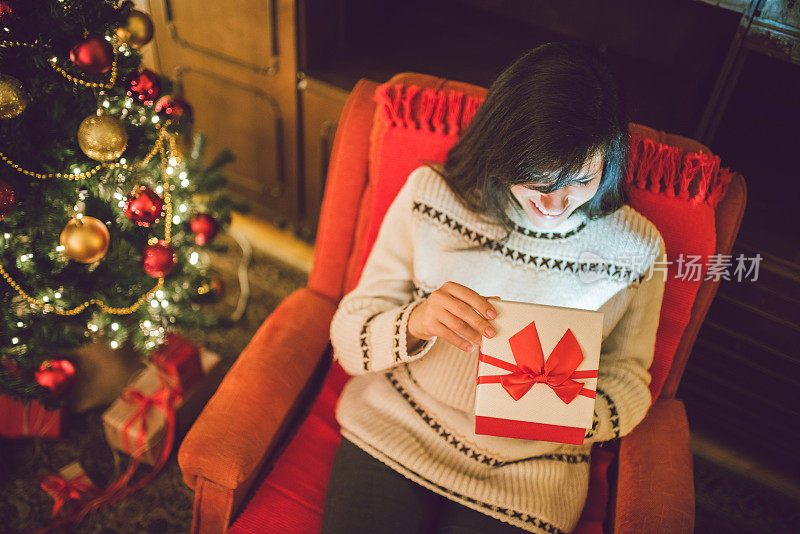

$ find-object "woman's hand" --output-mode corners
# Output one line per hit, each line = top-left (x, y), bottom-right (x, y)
(407, 281), (499, 353)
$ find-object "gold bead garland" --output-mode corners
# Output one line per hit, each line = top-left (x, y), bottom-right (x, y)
(0, 262), (163, 315)
(0, 120), (169, 180)
(0, 40), (119, 90)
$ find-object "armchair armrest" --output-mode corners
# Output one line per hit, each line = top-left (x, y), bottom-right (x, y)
(178, 287), (338, 533)
(613, 397), (694, 534)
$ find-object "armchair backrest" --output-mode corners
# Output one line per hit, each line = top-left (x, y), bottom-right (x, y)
(309, 73), (746, 402)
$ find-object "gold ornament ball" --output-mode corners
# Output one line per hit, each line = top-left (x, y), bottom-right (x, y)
(116, 9), (154, 48)
(60, 216), (110, 264)
(77, 114), (128, 161)
(0, 73), (28, 119)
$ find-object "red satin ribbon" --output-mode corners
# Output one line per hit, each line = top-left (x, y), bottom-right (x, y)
(477, 320), (597, 404)
(39, 472), (98, 518)
(120, 385), (181, 456)
(33, 375), (183, 534)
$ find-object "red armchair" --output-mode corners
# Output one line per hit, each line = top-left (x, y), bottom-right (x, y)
(178, 73), (747, 533)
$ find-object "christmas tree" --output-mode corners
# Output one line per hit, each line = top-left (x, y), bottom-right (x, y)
(0, 0), (235, 408)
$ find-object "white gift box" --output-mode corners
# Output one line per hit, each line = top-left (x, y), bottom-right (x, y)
(474, 299), (604, 444)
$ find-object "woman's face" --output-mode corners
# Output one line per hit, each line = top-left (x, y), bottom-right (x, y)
(509, 152), (603, 229)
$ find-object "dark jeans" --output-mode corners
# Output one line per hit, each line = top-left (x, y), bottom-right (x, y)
(321, 438), (527, 534)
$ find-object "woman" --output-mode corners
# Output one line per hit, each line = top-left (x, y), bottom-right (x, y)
(323, 41), (666, 534)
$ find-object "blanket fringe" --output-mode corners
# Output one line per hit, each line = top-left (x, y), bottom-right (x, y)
(374, 82), (485, 136)
(375, 83), (733, 207)
(625, 136), (733, 208)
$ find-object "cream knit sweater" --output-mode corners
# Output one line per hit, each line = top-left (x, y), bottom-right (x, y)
(330, 165), (667, 534)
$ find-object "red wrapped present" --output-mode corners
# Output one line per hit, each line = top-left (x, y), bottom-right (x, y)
(102, 348), (223, 465)
(151, 332), (203, 392)
(40, 461), (100, 518)
(0, 394), (61, 439)
(474, 299), (604, 445)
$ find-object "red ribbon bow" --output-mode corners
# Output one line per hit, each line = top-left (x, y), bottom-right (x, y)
(477, 320), (597, 404)
(40, 472), (98, 518)
(120, 385), (181, 456)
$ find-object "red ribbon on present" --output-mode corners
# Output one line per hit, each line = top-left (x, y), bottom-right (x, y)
(477, 320), (597, 404)
(119, 384), (181, 457)
(33, 379), (182, 534)
(39, 471), (99, 518)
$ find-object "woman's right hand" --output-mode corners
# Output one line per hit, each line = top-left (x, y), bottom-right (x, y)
(407, 281), (499, 353)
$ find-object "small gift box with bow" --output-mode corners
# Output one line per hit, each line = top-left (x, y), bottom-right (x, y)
(102, 347), (223, 465)
(474, 299), (604, 445)
(151, 332), (203, 392)
(40, 461), (100, 518)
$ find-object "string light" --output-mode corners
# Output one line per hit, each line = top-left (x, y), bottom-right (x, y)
(111, 322), (119, 331)
(110, 341), (119, 349)
(11, 337), (19, 344)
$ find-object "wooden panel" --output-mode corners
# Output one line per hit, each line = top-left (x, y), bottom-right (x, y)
(163, 0), (278, 73)
(298, 76), (350, 241)
(175, 67), (284, 202)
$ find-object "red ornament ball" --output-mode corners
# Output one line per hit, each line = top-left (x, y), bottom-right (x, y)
(143, 240), (177, 277)
(70, 35), (114, 74)
(154, 95), (192, 123)
(126, 69), (161, 106)
(124, 186), (164, 227)
(189, 213), (219, 245)
(35, 359), (76, 398)
(0, 178), (13, 220)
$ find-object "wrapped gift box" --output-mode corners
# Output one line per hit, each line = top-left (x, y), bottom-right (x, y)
(474, 299), (604, 445)
(0, 395), (61, 439)
(40, 461), (99, 517)
(102, 348), (224, 465)
(151, 332), (203, 392)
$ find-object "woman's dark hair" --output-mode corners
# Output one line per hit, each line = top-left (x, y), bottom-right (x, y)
(425, 41), (630, 251)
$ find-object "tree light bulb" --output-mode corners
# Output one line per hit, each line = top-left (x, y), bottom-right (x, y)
(110, 340), (119, 349)
(11, 337), (19, 344)
(111, 322), (119, 331)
